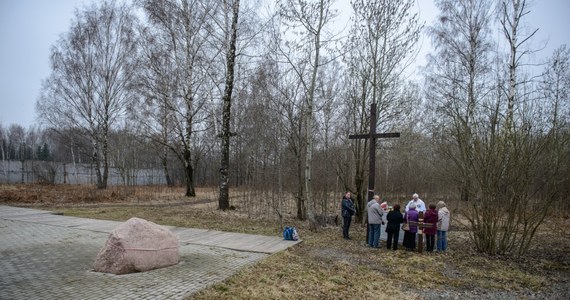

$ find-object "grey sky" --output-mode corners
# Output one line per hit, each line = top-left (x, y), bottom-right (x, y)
(0, 0), (89, 129)
(0, 0), (568, 129)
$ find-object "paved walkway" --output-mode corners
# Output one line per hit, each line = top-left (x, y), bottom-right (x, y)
(0, 205), (300, 300)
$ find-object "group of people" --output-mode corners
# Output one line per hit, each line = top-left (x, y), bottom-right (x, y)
(341, 192), (451, 253)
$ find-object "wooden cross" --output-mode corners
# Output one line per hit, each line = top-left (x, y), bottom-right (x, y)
(348, 103), (400, 201)
(408, 211), (434, 253)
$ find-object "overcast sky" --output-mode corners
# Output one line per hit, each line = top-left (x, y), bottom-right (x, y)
(0, 0), (568, 129)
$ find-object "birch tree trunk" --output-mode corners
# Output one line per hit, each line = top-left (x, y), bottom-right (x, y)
(219, 0), (240, 210)
(278, 0), (337, 230)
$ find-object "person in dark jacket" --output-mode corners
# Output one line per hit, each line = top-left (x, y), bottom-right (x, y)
(423, 204), (438, 252)
(341, 192), (356, 240)
(403, 202), (419, 251)
(385, 203), (404, 250)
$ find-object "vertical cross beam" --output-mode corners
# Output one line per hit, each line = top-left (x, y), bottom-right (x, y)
(367, 102), (377, 201)
(348, 103), (400, 200)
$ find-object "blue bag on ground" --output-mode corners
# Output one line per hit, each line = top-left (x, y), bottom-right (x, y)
(283, 226), (299, 241)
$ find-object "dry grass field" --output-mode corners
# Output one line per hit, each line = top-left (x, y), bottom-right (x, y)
(1, 184), (568, 299)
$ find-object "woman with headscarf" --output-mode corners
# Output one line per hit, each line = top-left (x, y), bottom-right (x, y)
(436, 201), (451, 252)
(402, 202), (419, 251)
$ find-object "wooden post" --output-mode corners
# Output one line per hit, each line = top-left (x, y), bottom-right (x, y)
(409, 211), (433, 254)
(417, 211), (424, 253)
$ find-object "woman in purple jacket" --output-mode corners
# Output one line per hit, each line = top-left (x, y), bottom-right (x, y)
(403, 202), (419, 251)
(423, 204), (438, 252)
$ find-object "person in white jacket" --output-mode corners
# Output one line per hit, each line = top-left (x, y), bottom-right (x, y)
(405, 193), (426, 213)
(436, 201), (451, 252)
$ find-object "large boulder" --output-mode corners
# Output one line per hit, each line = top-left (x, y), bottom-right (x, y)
(94, 217), (179, 275)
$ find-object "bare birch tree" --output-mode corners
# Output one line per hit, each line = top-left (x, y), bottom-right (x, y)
(219, 0), (241, 210)
(277, 0), (338, 231)
(467, 0), (547, 256)
(425, 0), (495, 202)
(263, 41), (308, 219)
(139, 0), (221, 196)
(37, 1), (139, 189)
(134, 25), (177, 186)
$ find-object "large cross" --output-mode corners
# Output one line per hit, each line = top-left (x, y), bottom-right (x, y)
(349, 102), (400, 201)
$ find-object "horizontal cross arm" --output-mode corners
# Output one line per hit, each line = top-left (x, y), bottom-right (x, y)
(348, 132), (400, 140)
(407, 221), (434, 228)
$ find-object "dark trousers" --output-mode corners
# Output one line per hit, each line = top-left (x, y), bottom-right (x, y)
(403, 231), (416, 250)
(342, 216), (352, 239)
(386, 228), (400, 250)
(426, 234), (435, 252)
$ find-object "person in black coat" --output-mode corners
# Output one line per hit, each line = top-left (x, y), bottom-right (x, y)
(341, 192), (356, 239)
(385, 204), (404, 250)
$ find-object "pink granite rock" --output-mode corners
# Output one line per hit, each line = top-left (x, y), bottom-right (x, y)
(94, 217), (179, 274)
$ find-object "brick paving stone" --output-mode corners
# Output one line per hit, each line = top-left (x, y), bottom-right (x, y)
(0, 214), (270, 300)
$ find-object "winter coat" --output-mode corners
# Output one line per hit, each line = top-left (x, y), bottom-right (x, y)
(404, 208), (419, 233)
(367, 202), (383, 224)
(341, 198), (356, 217)
(423, 208), (438, 235)
(386, 210), (404, 231)
(437, 207), (451, 231)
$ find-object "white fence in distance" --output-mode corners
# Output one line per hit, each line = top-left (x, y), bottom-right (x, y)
(0, 160), (167, 186)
